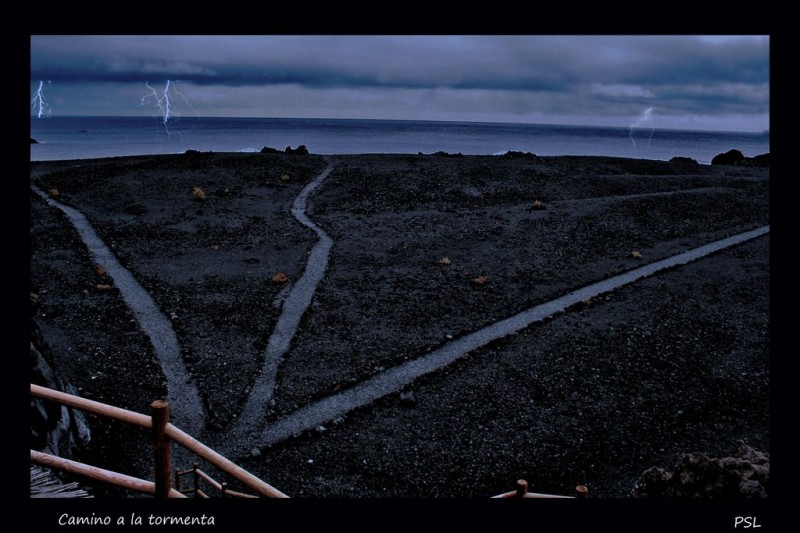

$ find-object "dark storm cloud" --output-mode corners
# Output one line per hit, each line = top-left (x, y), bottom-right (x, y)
(30, 35), (769, 130)
(31, 35), (768, 91)
(30, 35), (566, 90)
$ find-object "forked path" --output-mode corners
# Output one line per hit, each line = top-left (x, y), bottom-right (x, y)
(228, 225), (769, 457)
(233, 161), (337, 437)
(32, 187), (205, 436)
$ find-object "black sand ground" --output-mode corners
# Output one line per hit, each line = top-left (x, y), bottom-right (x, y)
(30, 152), (769, 498)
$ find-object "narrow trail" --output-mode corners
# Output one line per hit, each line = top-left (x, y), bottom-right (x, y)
(504, 186), (735, 233)
(230, 225), (769, 456)
(562, 186), (732, 205)
(233, 161), (337, 437)
(32, 187), (205, 437)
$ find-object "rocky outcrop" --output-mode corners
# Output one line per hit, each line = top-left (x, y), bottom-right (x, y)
(31, 292), (91, 460)
(502, 150), (536, 160)
(31, 138), (39, 144)
(285, 145), (309, 155)
(711, 149), (745, 165)
(711, 150), (770, 167)
(741, 153), (770, 167)
(631, 442), (769, 498)
(260, 146), (280, 154)
(669, 156), (698, 165)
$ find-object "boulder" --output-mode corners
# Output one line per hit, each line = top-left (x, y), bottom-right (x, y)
(711, 149), (745, 165)
(31, 138), (39, 144)
(260, 146), (280, 154)
(669, 156), (698, 165)
(752, 153), (770, 167)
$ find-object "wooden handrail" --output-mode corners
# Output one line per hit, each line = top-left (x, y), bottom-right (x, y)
(195, 468), (224, 491)
(165, 424), (289, 498)
(176, 465), (260, 498)
(491, 491), (573, 499)
(222, 487), (258, 499)
(31, 383), (289, 498)
(31, 384), (152, 429)
(490, 479), (576, 498)
(31, 450), (186, 498)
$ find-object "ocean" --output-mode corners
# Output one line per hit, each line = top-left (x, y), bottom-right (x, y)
(30, 116), (770, 165)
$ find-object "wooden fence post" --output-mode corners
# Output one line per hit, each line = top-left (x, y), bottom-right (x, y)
(151, 400), (173, 498)
(193, 462), (200, 497)
(516, 479), (529, 497)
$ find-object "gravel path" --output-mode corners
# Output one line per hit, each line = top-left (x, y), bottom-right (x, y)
(234, 161), (337, 437)
(31, 186), (205, 437)
(229, 225), (769, 457)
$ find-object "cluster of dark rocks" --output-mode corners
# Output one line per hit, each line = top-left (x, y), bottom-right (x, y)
(426, 150), (535, 159)
(711, 149), (770, 167)
(260, 145), (310, 155)
(502, 150), (536, 160)
(429, 150), (464, 157)
(631, 442), (769, 498)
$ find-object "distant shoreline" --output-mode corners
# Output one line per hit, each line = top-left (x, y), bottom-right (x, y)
(30, 117), (770, 165)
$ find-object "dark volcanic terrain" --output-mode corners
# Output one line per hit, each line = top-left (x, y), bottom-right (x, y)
(30, 152), (769, 498)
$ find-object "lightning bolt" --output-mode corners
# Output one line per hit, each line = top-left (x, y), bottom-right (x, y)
(141, 80), (196, 134)
(31, 80), (51, 119)
(629, 107), (655, 149)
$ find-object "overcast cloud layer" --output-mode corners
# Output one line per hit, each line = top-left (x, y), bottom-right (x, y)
(30, 35), (769, 131)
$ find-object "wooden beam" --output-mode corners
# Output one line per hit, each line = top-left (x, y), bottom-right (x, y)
(151, 400), (173, 498)
(195, 469), (223, 491)
(31, 384), (152, 429)
(222, 488), (258, 499)
(165, 424), (289, 498)
(30, 384), (288, 498)
(31, 450), (186, 498)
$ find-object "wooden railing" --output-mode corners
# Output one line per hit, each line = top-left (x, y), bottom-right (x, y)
(175, 463), (259, 498)
(491, 479), (589, 499)
(30, 383), (288, 498)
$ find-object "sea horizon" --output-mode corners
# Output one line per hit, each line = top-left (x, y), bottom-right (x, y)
(30, 115), (770, 165)
(31, 114), (770, 135)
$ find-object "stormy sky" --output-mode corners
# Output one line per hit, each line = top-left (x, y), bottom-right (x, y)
(30, 35), (769, 132)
